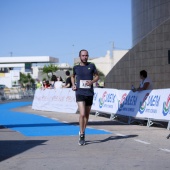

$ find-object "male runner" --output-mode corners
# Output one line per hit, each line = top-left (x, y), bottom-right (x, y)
(71, 49), (99, 145)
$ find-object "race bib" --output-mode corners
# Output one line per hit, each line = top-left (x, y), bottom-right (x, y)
(80, 80), (91, 89)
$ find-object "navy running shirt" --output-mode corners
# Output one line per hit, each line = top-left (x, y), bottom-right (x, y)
(73, 62), (98, 96)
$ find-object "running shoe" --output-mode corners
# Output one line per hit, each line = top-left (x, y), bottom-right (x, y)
(78, 133), (85, 146)
(79, 131), (85, 140)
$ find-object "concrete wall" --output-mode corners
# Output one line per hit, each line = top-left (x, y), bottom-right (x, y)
(105, 18), (170, 89)
(132, 0), (170, 46)
(105, 0), (170, 90)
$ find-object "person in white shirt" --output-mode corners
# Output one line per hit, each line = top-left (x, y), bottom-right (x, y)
(132, 70), (153, 92)
(54, 76), (63, 89)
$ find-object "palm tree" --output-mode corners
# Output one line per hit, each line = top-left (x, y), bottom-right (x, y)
(42, 64), (58, 80)
(19, 73), (35, 90)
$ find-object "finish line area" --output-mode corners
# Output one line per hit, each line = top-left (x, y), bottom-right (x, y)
(1, 100), (170, 170)
(0, 101), (111, 137)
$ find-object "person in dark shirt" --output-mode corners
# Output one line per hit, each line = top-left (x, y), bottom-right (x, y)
(63, 70), (72, 88)
(51, 75), (57, 88)
(71, 49), (99, 145)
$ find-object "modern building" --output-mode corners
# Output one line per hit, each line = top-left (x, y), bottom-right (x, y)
(105, 0), (170, 89)
(0, 56), (58, 88)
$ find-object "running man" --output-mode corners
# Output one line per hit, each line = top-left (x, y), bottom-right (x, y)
(71, 49), (99, 145)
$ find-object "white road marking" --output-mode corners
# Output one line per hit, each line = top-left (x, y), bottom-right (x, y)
(52, 118), (58, 120)
(159, 148), (170, 153)
(134, 139), (150, 145)
(42, 115), (47, 117)
(62, 121), (68, 123)
(116, 133), (127, 137)
(103, 130), (112, 133)
(99, 129), (106, 131)
(89, 119), (101, 122)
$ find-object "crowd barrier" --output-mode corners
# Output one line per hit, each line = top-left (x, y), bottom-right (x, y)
(0, 88), (35, 101)
(32, 88), (170, 130)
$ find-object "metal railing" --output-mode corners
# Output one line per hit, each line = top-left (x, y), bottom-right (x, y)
(0, 88), (35, 101)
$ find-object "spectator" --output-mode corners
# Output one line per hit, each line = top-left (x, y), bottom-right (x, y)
(44, 80), (51, 89)
(51, 75), (57, 88)
(42, 80), (46, 88)
(54, 76), (63, 89)
(132, 70), (153, 92)
(63, 71), (72, 88)
(36, 80), (42, 89)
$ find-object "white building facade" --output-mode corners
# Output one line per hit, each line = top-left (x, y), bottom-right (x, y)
(89, 50), (128, 76)
(0, 56), (58, 88)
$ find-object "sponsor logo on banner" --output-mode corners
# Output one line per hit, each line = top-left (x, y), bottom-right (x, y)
(139, 93), (160, 114)
(118, 93), (137, 112)
(98, 91), (116, 108)
(139, 93), (149, 114)
(162, 94), (170, 116)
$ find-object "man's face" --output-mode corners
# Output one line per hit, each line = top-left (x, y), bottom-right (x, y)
(80, 50), (88, 63)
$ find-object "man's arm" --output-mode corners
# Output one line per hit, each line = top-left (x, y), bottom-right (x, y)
(92, 73), (99, 84)
(71, 74), (76, 91)
(86, 73), (99, 86)
(64, 83), (70, 88)
(133, 82), (150, 92)
(137, 82), (150, 91)
(63, 78), (71, 88)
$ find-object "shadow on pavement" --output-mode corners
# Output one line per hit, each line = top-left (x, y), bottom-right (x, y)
(2, 123), (73, 128)
(85, 135), (138, 145)
(0, 140), (47, 162)
(0, 120), (133, 129)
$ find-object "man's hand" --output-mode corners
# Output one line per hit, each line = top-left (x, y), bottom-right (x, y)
(72, 85), (77, 91)
(86, 80), (92, 86)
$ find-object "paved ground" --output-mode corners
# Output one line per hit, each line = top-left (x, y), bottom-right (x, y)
(0, 99), (170, 170)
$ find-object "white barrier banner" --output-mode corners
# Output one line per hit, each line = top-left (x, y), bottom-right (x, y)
(136, 89), (170, 120)
(32, 88), (78, 113)
(92, 89), (170, 121)
(32, 88), (170, 121)
(92, 88), (118, 113)
(115, 90), (139, 117)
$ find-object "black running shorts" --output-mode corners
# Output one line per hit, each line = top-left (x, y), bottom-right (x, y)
(76, 95), (93, 106)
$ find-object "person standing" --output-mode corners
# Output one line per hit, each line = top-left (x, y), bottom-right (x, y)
(44, 80), (51, 88)
(54, 76), (63, 89)
(36, 80), (42, 89)
(71, 49), (99, 145)
(63, 70), (72, 88)
(51, 75), (57, 88)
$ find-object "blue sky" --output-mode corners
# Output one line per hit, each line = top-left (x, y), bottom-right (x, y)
(0, 0), (132, 66)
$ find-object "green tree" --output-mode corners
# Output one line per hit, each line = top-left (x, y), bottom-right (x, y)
(42, 64), (58, 79)
(19, 73), (35, 89)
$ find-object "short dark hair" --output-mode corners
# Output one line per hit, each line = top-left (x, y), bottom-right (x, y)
(65, 70), (70, 76)
(51, 75), (57, 81)
(140, 70), (147, 78)
(79, 49), (89, 57)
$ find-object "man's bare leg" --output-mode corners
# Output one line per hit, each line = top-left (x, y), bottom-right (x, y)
(84, 106), (91, 130)
(77, 102), (86, 134)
